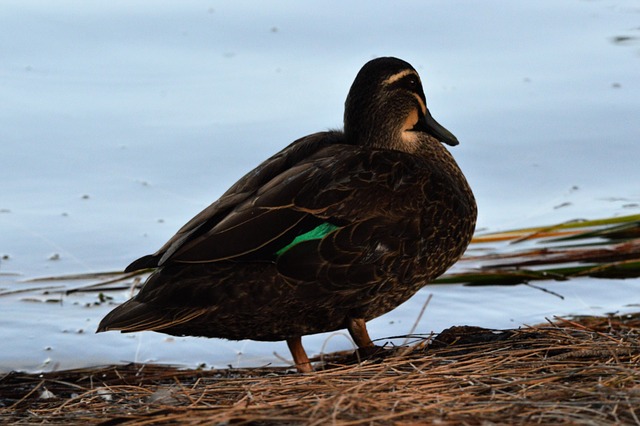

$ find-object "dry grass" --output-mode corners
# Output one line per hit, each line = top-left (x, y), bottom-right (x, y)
(1, 313), (638, 425)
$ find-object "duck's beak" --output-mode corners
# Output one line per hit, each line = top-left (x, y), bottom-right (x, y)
(418, 109), (459, 146)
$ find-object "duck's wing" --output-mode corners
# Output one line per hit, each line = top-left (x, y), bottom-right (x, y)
(169, 145), (447, 287)
(124, 131), (344, 272)
(127, 135), (447, 286)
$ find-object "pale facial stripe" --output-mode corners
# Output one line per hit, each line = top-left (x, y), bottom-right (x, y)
(382, 69), (418, 85)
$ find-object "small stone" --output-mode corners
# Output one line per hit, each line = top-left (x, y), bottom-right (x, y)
(39, 388), (56, 399)
(147, 387), (180, 405)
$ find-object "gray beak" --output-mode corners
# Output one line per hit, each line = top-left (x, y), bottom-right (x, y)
(419, 109), (459, 146)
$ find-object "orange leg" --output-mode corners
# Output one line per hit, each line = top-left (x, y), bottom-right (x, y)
(347, 317), (375, 348)
(286, 337), (313, 373)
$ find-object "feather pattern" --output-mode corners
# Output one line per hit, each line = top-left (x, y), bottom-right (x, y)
(98, 57), (477, 372)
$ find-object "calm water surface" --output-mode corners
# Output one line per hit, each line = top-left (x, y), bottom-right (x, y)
(1, 0), (639, 372)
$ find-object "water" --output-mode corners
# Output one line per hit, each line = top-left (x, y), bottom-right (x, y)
(1, 0), (639, 372)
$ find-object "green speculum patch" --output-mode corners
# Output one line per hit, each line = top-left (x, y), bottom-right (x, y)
(275, 222), (339, 256)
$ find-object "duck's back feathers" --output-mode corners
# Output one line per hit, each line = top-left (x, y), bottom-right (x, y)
(124, 131), (345, 272)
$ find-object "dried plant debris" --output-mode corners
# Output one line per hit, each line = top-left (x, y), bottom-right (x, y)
(1, 313), (638, 425)
(438, 213), (640, 285)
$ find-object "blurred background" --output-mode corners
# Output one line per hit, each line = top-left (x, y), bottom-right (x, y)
(1, 0), (639, 372)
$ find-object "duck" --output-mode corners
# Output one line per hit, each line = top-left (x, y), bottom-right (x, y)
(97, 57), (477, 373)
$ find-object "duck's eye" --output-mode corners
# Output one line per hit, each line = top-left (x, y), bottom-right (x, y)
(400, 76), (420, 92)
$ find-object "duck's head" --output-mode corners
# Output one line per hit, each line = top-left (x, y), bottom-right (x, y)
(344, 57), (459, 152)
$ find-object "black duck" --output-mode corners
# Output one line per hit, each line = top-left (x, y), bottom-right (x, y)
(98, 57), (477, 373)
